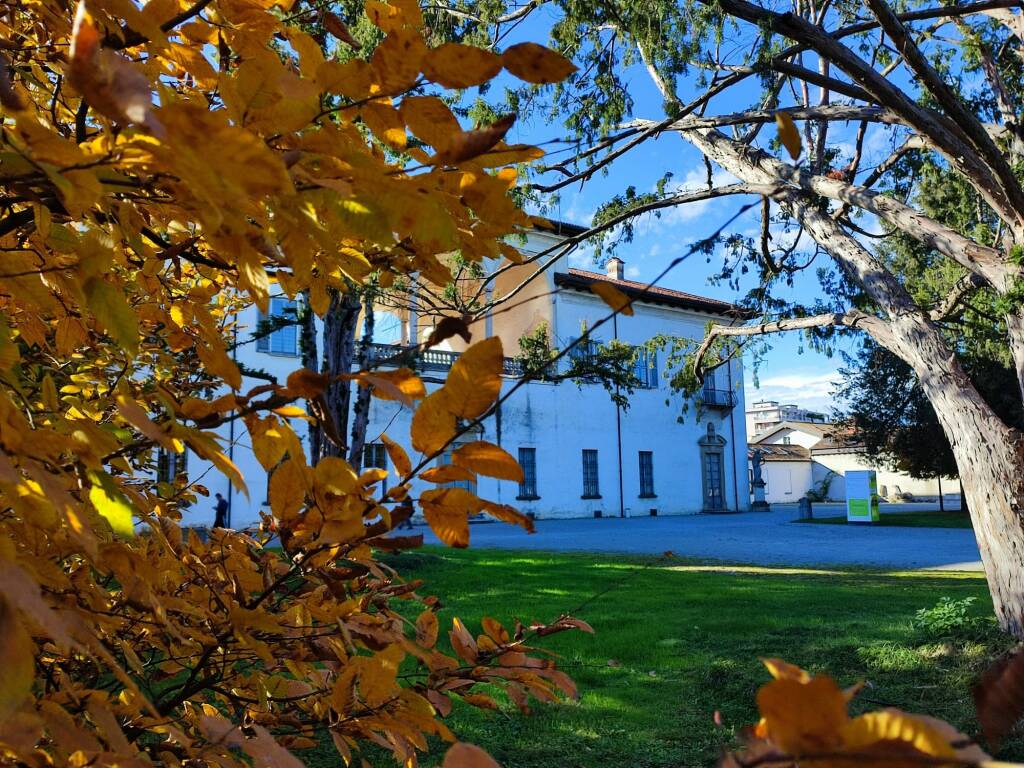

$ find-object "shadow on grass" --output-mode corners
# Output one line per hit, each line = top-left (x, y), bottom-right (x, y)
(303, 548), (1015, 768)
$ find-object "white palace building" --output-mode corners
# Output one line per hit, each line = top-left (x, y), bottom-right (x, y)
(177, 222), (751, 528)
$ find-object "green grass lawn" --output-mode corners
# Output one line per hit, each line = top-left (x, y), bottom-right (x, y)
(304, 547), (1017, 768)
(794, 511), (973, 528)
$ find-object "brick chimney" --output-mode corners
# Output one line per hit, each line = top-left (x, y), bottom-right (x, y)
(606, 257), (624, 281)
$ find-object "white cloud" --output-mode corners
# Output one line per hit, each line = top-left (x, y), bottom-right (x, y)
(744, 370), (843, 414)
(625, 265), (641, 279)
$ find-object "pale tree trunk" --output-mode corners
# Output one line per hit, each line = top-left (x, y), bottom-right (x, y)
(863, 313), (1024, 636)
(1005, 309), (1024, 404)
(347, 291), (375, 468)
(913, 362), (1024, 636)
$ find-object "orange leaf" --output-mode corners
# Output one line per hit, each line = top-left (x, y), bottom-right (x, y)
(756, 675), (848, 755)
(423, 43), (502, 89)
(381, 434), (412, 477)
(502, 42), (577, 84)
(443, 337), (503, 419)
(442, 742), (500, 768)
(590, 282), (634, 316)
(451, 441), (523, 482)
(420, 465), (476, 484)
(415, 610), (438, 648)
(775, 112), (802, 160)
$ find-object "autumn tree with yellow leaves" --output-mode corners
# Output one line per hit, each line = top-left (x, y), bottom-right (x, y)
(0, 0), (588, 765)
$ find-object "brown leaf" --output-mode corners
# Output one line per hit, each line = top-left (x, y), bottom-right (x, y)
(67, 2), (163, 134)
(434, 115), (516, 166)
(452, 441), (523, 482)
(501, 42), (577, 84)
(324, 14), (359, 48)
(974, 648), (1024, 748)
(425, 316), (472, 349)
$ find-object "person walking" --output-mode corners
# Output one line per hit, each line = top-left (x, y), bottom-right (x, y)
(213, 492), (230, 528)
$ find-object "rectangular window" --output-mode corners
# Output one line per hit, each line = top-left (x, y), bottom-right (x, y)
(633, 347), (658, 388)
(582, 449), (600, 498)
(363, 443), (388, 492)
(256, 297), (299, 356)
(517, 447), (538, 499)
(639, 451), (655, 497)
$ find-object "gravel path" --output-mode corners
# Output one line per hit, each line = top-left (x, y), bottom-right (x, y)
(418, 503), (982, 571)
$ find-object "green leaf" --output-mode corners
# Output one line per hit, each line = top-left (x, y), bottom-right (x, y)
(87, 470), (135, 537)
(84, 277), (139, 355)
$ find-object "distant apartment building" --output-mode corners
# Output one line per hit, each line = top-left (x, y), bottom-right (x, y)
(745, 399), (828, 437)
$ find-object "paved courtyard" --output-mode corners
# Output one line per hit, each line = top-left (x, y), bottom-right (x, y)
(420, 503), (983, 571)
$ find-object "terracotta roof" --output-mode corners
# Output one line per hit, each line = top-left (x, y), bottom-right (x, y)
(811, 424), (863, 452)
(554, 268), (746, 317)
(750, 444), (811, 461)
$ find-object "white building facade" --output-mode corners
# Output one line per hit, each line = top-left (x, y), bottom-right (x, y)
(177, 225), (751, 528)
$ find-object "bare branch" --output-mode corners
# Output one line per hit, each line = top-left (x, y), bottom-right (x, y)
(929, 273), (989, 321)
(866, 0), (1024, 232)
(693, 310), (891, 380)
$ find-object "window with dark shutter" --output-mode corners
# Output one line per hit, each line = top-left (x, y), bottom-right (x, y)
(639, 451), (655, 497)
(582, 449), (600, 498)
(517, 447), (537, 499)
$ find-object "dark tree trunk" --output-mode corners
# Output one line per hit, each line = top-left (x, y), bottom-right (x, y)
(347, 290), (375, 468)
(320, 288), (362, 459)
(299, 291), (322, 463)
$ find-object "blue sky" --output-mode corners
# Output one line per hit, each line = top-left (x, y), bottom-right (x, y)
(486, 9), (895, 414)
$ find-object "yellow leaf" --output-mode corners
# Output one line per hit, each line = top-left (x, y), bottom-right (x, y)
(442, 742), (500, 768)
(399, 95), (461, 151)
(365, 0), (421, 32)
(248, 416), (289, 471)
(842, 710), (956, 758)
(451, 441), (523, 482)
(116, 392), (175, 449)
(502, 42), (577, 85)
(86, 470), (135, 537)
(270, 458), (308, 521)
(590, 282), (634, 316)
(314, 456), (359, 498)
(84, 277), (139, 355)
(0, 595), (34, 721)
(443, 337), (503, 419)
(423, 44), (502, 89)
(775, 112), (802, 160)
(410, 389), (456, 455)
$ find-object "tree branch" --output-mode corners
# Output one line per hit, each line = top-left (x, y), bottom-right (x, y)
(693, 311), (891, 381)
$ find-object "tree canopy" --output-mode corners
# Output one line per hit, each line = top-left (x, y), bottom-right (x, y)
(0, 1), (589, 765)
